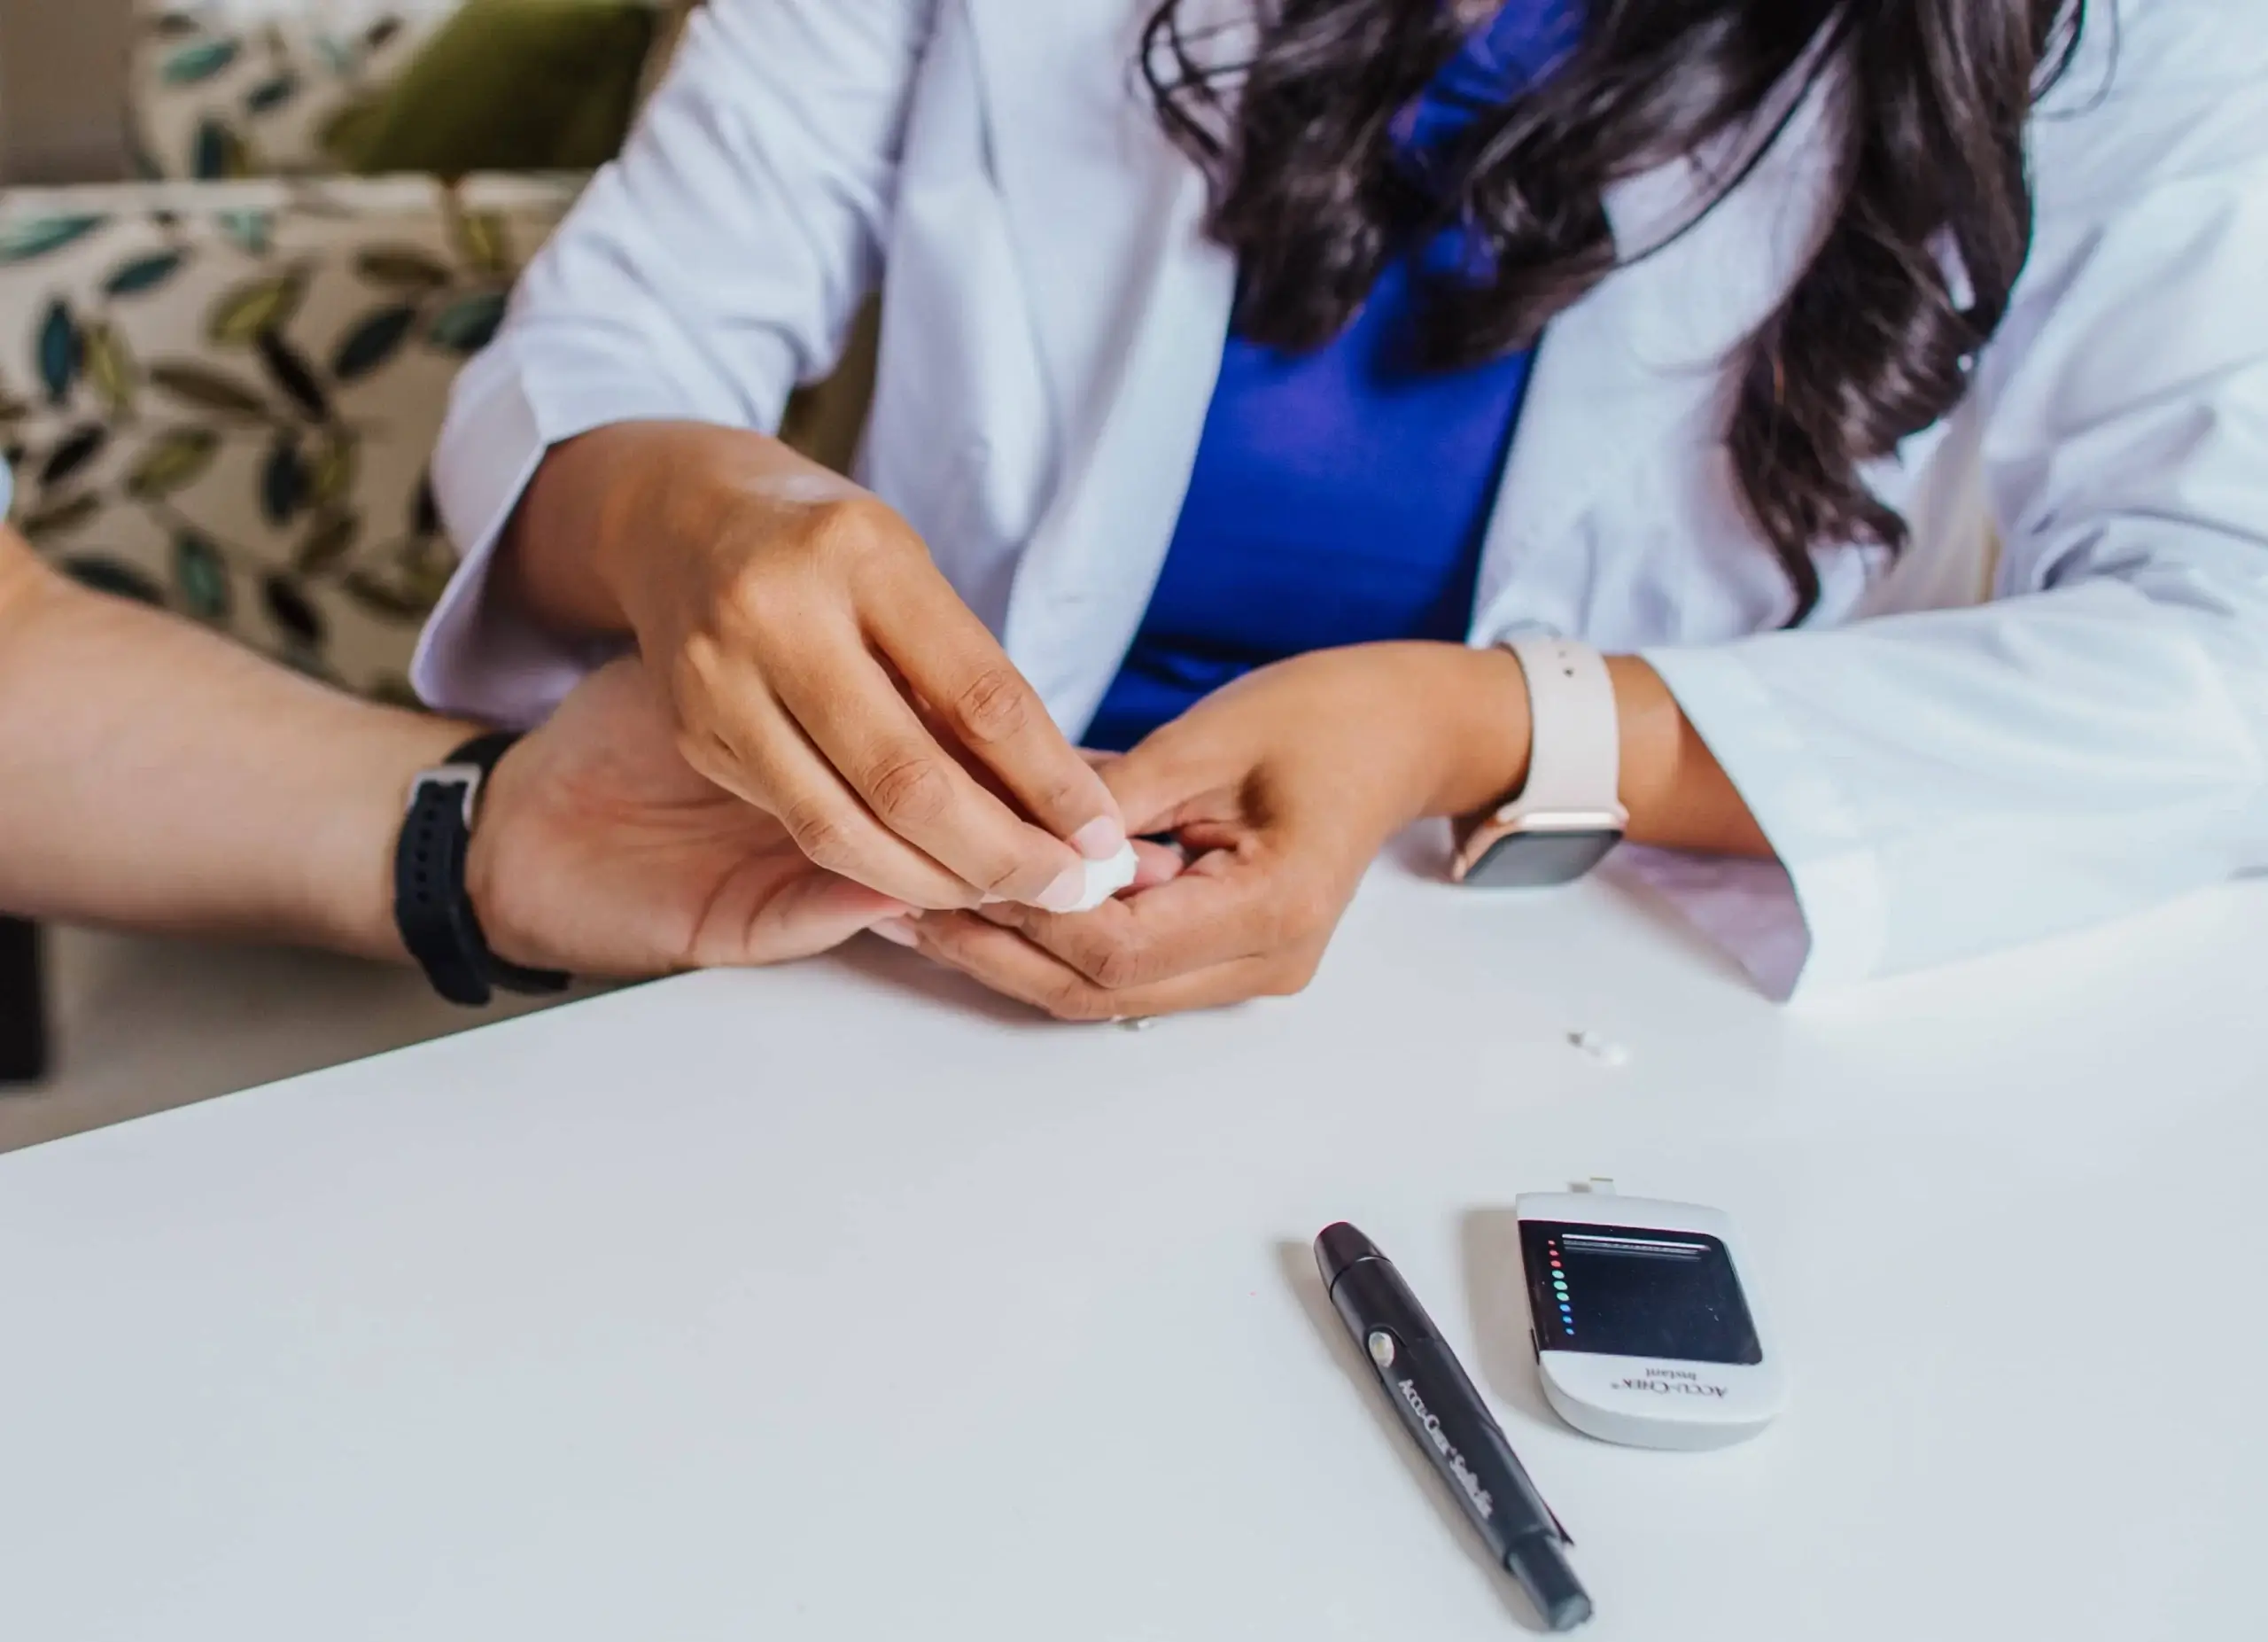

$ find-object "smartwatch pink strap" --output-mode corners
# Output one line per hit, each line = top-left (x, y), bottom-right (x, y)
(1497, 637), (1627, 825)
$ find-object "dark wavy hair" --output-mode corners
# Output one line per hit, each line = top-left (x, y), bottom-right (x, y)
(1142, 0), (2089, 620)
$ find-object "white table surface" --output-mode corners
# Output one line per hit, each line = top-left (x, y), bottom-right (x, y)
(4, 852), (2265, 1641)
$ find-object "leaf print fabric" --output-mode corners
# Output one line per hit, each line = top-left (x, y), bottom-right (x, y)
(4, 2), (706, 696)
(0, 175), (579, 697)
(132, 7), (456, 182)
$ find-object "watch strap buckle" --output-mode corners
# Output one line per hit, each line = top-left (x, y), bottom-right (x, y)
(396, 734), (570, 1007)
(406, 762), (486, 831)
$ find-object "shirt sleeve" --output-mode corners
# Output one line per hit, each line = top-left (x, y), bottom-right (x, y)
(410, 0), (937, 726)
(1641, 11), (2268, 999)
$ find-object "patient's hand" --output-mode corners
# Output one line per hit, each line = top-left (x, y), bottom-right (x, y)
(469, 659), (907, 977)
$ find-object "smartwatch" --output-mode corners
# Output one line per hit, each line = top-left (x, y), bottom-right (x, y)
(1450, 637), (1628, 888)
(394, 731), (571, 1007)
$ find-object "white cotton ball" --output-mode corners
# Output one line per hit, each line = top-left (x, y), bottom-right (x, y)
(976, 842), (1142, 914)
(1065, 842), (1141, 913)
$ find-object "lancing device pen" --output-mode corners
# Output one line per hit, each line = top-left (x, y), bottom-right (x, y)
(1315, 1222), (1594, 1631)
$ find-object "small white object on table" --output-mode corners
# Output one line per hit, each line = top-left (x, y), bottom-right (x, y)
(0, 853), (2263, 1640)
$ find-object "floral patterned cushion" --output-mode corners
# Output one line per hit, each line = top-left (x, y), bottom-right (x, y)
(130, 3), (471, 180)
(0, 175), (579, 700)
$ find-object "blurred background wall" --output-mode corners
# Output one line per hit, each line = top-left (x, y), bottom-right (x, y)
(0, 0), (136, 183)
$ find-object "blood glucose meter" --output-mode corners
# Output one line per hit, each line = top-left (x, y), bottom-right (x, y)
(1515, 1189), (1785, 1451)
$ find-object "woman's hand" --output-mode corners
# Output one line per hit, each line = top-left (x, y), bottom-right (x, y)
(470, 658), (911, 977)
(504, 423), (1126, 914)
(885, 643), (1534, 1019)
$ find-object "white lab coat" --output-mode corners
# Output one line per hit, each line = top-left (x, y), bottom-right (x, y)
(412, 0), (2268, 999)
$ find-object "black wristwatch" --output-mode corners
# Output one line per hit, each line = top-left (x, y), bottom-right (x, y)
(393, 731), (571, 1007)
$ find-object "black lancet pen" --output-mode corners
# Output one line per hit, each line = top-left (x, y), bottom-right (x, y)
(1315, 1222), (1594, 1630)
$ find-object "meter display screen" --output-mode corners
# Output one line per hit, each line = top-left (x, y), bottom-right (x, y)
(1520, 1219), (1763, 1365)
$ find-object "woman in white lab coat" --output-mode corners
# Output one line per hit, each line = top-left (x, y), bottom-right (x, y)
(415, 0), (2268, 1014)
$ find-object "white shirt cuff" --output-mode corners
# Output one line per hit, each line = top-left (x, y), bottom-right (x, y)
(1630, 641), (1891, 1000)
(409, 363), (735, 728)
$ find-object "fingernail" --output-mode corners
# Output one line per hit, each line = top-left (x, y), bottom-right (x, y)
(1036, 862), (1090, 914)
(872, 916), (920, 948)
(1070, 816), (1128, 861)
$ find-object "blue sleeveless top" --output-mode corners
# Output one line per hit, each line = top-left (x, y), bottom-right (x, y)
(1084, 1), (1580, 751)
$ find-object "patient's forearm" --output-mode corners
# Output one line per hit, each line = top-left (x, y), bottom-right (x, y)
(0, 533), (471, 958)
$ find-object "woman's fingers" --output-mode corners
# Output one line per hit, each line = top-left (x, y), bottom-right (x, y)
(890, 908), (1311, 1022)
(866, 558), (1126, 859)
(678, 682), (981, 910)
(991, 831), (1351, 992)
(661, 486), (1129, 909)
(970, 846), (1310, 990)
(769, 627), (1102, 910)
(1093, 709), (1245, 838)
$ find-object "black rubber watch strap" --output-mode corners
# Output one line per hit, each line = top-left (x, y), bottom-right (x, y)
(394, 732), (571, 1008)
